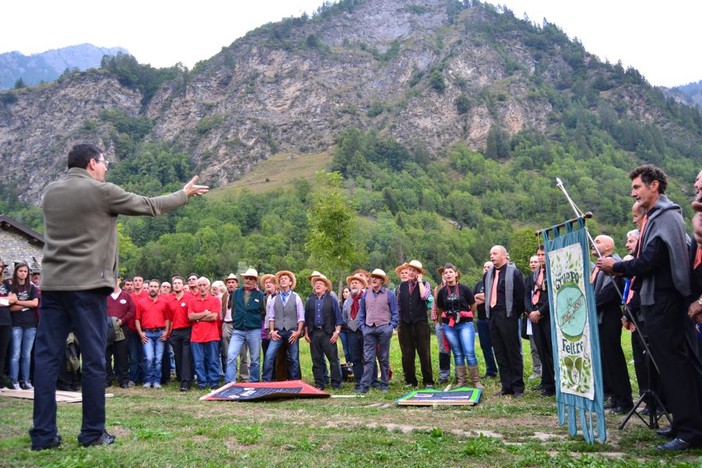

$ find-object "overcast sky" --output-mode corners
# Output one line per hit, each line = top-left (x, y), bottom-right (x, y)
(1, 0), (699, 87)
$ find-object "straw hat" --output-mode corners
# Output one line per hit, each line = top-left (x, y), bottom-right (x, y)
(275, 270), (297, 290)
(394, 262), (409, 277)
(312, 274), (332, 291)
(225, 273), (238, 281)
(241, 268), (259, 280)
(351, 268), (370, 279)
(259, 273), (276, 288)
(345, 274), (368, 289)
(407, 260), (425, 274)
(369, 268), (390, 285)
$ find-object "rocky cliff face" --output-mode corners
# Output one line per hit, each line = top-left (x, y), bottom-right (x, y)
(147, 0), (556, 186)
(0, 72), (141, 201)
(0, 0), (693, 204)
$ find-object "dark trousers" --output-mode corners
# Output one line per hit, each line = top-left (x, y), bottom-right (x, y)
(599, 310), (633, 407)
(531, 315), (555, 391)
(346, 329), (364, 385)
(0, 325), (11, 384)
(309, 329), (341, 389)
(398, 321), (434, 386)
(643, 295), (702, 444)
(476, 318), (498, 376)
(170, 327), (192, 384)
(360, 324), (392, 390)
(105, 336), (129, 386)
(126, 329), (144, 383)
(161, 341), (172, 384)
(489, 310), (524, 393)
(30, 290), (108, 447)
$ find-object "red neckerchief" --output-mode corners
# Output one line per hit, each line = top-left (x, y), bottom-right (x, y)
(350, 292), (362, 320)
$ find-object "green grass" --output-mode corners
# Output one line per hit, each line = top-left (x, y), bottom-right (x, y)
(208, 150), (332, 199)
(2, 333), (701, 466)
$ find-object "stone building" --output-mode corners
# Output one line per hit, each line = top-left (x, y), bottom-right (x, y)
(0, 215), (44, 280)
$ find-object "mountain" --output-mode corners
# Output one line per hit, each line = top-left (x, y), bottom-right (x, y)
(669, 80), (702, 109)
(3, 0), (700, 205)
(1, 0), (702, 280)
(0, 43), (128, 89)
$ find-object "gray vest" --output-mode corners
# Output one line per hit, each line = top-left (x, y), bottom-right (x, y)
(365, 289), (391, 326)
(273, 293), (299, 331)
(484, 263), (516, 318)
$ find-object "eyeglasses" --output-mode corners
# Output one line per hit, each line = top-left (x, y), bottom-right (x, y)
(96, 159), (110, 168)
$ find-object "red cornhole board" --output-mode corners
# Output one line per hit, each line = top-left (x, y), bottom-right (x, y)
(200, 380), (330, 401)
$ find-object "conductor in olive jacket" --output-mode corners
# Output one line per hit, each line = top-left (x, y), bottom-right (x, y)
(30, 144), (208, 451)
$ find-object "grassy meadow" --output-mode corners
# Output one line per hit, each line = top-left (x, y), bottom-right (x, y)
(1, 331), (701, 467)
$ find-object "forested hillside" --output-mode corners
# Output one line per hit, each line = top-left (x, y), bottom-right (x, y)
(2, 0), (702, 293)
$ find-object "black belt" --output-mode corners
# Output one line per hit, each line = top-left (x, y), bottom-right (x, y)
(313, 326), (324, 330)
(143, 328), (164, 332)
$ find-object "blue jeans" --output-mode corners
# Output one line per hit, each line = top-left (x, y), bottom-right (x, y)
(10, 326), (37, 383)
(262, 330), (300, 382)
(346, 329), (364, 386)
(477, 318), (498, 376)
(191, 340), (220, 387)
(443, 320), (478, 367)
(435, 323), (451, 381)
(142, 329), (165, 385)
(30, 290), (108, 448)
(339, 331), (351, 362)
(226, 329), (261, 383)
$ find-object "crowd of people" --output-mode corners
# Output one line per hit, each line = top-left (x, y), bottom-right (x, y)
(3, 144), (701, 453)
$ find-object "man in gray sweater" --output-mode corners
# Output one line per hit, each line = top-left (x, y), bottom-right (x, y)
(30, 144), (208, 450)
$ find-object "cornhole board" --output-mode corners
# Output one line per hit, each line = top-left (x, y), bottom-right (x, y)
(0, 388), (114, 403)
(200, 380), (331, 401)
(396, 387), (482, 406)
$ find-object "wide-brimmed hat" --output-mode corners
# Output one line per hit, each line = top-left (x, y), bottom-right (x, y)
(346, 274), (368, 289)
(369, 268), (390, 285)
(241, 268), (259, 280)
(312, 274), (332, 291)
(351, 268), (370, 278)
(225, 273), (238, 281)
(407, 260), (425, 274)
(394, 262), (409, 277)
(437, 263), (461, 279)
(259, 273), (276, 287)
(275, 270), (297, 290)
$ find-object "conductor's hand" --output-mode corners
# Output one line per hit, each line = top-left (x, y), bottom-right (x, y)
(183, 176), (209, 198)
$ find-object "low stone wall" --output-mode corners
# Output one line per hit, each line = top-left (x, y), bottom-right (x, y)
(0, 229), (43, 280)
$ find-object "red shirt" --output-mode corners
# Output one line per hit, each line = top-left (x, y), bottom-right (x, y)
(169, 292), (192, 330)
(136, 295), (169, 330)
(108, 290), (135, 325)
(188, 294), (221, 343)
(128, 290), (148, 331)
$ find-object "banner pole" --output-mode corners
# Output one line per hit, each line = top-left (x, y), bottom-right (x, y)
(553, 177), (660, 375)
